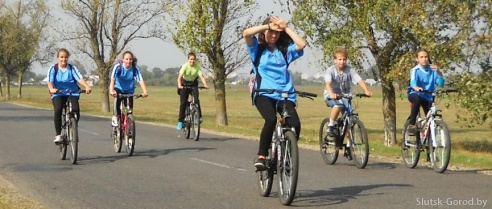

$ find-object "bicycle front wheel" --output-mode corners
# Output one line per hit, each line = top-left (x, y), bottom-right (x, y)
(401, 120), (420, 168)
(319, 118), (339, 165)
(192, 105), (201, 141)
(183, 110), (191, 139)
(349, 118), (369, 169)
(59, 128), (68, 160)
(112, 125), (122, 153)
(125, 114), (136, 156)
(277, 130), (298, 206)
(257, 138), (275, 197)
(68, 118), (78, 164)
(429, 120), (451, 173)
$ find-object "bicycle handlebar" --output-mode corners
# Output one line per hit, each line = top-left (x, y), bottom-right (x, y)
(252, 89), (318, 99)
(419, 89), (459, 94)
(117, 93), (143, 99)
(55, 89), (86, 94)
(182, 86), (207, 90)
(326, 93), (370, 100)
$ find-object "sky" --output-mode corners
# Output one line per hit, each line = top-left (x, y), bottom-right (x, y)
(32, 1), (324, 78)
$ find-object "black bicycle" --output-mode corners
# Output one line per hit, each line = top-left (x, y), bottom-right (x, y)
(112, 93), (142, 156)
(254, 89), (317, 206)
(58, 89), (86, 164)
(402, 89), (458, 173)
(319, 93), (370, 169)
(182, 86), (206, 141)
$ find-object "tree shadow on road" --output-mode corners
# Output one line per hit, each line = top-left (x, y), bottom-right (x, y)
(291, 183), (412, 207)
(77, 147), (215, 165)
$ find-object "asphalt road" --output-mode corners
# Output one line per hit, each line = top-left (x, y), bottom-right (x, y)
(0, 102), (491, 209)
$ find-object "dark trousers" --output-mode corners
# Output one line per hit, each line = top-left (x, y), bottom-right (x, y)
(52, 96), (80, 135)
(255, 96), (301, 156)
(178, 87), (202, 122)
(113, 90), (134, 116)
(408, 94), (430, 125)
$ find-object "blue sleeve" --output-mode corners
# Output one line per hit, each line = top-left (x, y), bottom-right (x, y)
(110, 65), (118, 79)
(409, 68), (418, 87)
(286, 43), (303, 64)
(436, 75), (444, 87)
(71, 65), (83, 82)
(135, 66), (143, 82)
(47, 66), (55, 82)
(247, 37), (259, 74)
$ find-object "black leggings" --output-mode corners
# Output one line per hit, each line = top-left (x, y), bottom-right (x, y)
(407, 94), (430, 125)
(52, 96), (80, 135)
(178, 87), (202, 122)
(255, 96), (300, 156)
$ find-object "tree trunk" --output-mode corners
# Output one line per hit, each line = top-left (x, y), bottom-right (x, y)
(17, 72), (23, 99)
(99, 69), (110, 112)
(5, 75), (11, 100)
(214, 70), (229, 126)
(381, 77), (397, 146)
(0, 78), (3, 97)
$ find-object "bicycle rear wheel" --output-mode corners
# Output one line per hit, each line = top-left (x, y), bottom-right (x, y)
(319, 118), (339, 165)
(68, 118), (78, 164)
(192, 105), (201, 141)
(125, 114), (136, 156)
(278, 130), (298, 206)
(429, 120), (451, 173)
(401, 120), (420, 168)
(349, 118), (369, 169)
(59, 128), (68, 160)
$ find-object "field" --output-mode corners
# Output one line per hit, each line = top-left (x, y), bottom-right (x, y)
(4, 84), (492, 170)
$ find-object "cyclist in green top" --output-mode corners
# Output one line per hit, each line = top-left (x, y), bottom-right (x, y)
(176, 52), (209, 130)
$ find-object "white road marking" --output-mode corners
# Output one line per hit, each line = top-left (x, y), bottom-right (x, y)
(190, 158), (247, 172)
(79, 128), (99, 135)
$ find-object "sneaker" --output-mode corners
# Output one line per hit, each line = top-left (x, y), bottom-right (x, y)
(254, 158), (267, 171)
(53, 135), (63, 144)
(327, 125), (336, 137)
(407, 125), (417, 136)
(111, 116), (118, 127)
(344, 148), (353, 161)
(177, 121), (183, 130)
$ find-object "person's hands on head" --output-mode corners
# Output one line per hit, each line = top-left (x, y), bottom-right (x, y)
(270, 16), (287, 30)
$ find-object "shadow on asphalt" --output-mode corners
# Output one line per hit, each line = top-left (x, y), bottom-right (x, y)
(76, 147), (216, 165)
(292, 183), (412, 207)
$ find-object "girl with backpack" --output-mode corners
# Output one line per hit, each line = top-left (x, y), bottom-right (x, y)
(242, 15), (307, 171)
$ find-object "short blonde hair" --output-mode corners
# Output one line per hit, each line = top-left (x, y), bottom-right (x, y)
(333, 47), (348, 59)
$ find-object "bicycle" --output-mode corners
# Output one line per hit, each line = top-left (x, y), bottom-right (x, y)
(182, 86), (206, 141)
(401, 89), (458, 173)
(112, 93), (142, 156)
(319, 93), (370, 169)
(57, 89), (86, 164)
(254, 89), (317, 206)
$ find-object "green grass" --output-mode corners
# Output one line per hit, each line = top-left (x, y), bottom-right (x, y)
(4, 85), (492, 170)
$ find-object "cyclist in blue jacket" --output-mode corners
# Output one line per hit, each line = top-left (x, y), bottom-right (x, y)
(109, 51), (148, 127)
(407, 49), (444, 136)
(47, 48), (92, 144)
(243, 15), (307, 171)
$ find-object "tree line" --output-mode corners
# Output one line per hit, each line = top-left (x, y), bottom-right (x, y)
(1, 0), (490, 147)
